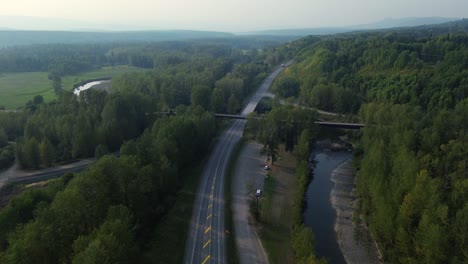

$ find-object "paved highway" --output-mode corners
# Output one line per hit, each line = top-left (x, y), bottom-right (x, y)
(0, 158), (95, 191)
(184, 63), (290, 264)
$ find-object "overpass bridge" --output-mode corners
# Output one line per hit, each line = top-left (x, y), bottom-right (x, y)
(148, 112), (365, 130)
(214, 114), (365, 129)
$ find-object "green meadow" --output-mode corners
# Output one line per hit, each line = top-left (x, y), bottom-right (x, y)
(0, 65), (145, 109)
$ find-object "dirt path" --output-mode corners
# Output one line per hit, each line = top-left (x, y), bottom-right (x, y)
(232, 141), (269, 264)
(0, 159), (19, 190)
(0, 158), (95, 191)
(330, 160), (381, 264)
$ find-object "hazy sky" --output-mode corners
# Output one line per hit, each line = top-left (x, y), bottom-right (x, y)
(1, 0), (467, 31)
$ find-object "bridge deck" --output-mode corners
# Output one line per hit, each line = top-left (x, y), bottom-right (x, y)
(147, 113), (364, 129)
(213, 114), (365, 129)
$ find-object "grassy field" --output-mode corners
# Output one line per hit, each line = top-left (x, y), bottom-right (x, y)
(0, 65), (145, 109)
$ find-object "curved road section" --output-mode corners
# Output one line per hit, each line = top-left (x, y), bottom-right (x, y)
(184, 63), (290, 264)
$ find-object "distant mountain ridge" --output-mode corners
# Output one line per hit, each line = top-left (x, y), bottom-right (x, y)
(242, 17), (459, 36)
(0, 16), (142, 31)
(0, 16), (463, 47)
(353, 16), (457, 29)
(0, 30), (234, 47)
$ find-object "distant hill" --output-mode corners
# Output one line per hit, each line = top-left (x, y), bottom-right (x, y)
(240, 27), (349, 36)
(0, 16), (462, 47)
(242, 17), (459, 36)
(0, 16), (141, 31)
(0, 30), (234, 47)
(352, 16), (457, 29)
(373, 18), (468, 36)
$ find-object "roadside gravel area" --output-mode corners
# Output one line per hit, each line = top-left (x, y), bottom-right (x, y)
(232, 141), (269, 264)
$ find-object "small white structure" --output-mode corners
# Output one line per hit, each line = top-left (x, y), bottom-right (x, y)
(255, 189), (262, 197)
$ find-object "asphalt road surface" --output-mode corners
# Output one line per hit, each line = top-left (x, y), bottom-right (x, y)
(0, 159), (95, 191)
(184, 63), (290, 264)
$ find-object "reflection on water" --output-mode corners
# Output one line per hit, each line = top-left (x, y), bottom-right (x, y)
(303, 147), (351, 264)
(74, 80), (110, 96)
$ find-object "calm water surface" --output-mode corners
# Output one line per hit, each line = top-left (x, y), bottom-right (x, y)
(303, 148), (351, 264)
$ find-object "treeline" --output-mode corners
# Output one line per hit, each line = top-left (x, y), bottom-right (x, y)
(249, 104), (319, 161)
(0, 37), (290, 76)
(0, 112), (25, 141)
(249, 104), (324, 263)
(111, 58), (269, 113)
(0, 142), (14, 171)
(0, 42), (233, 77)
(355, 100), (468, 263)
(272, 21), (468, 263)
(0, 30), (299, 49)
(0, 108), (217, 264)
(0, 112), (25, 170)
(13, 42), (274, 169)
(15, 89), (150, 169)
(272, 19), (468, 114)
(0, 43), (112, 74)
(290, 129), (327, 264)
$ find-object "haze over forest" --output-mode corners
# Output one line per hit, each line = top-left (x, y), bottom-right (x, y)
(0, 1), (467, 264)
(0, 0), (466, 32)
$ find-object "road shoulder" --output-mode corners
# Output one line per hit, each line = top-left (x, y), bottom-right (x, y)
(231, 141), (269, 264)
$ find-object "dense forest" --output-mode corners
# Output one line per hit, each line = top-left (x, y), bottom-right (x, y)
(0, 38), (284, 263)
(0, 108), (217, 263)
(0, 30), (235, 47)
(0, 30), (298, 48)
(1, 19), (467, 264)
(0, 39), (282, 170)
(0, 112), (24, 170)
(269, 19), (468, 263)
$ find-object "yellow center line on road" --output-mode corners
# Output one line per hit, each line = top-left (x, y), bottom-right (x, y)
(203, 239), (211, 248)
(202, 255), (210, 264)
(205, 226), (211, 234)
(207, 214), (212, 219)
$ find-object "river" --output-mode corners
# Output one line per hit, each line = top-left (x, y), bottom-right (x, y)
(73, 80), (111, 96)
(303, 144), (351, 264)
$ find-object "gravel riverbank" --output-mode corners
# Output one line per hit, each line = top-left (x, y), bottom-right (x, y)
(330, 160), (381, 264)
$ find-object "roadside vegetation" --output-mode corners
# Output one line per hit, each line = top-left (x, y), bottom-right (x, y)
(255, 146), (296, 264)
(224, 138), (245, 264)
(247, 102), (323, 263)
(0, 128), (14, 171)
